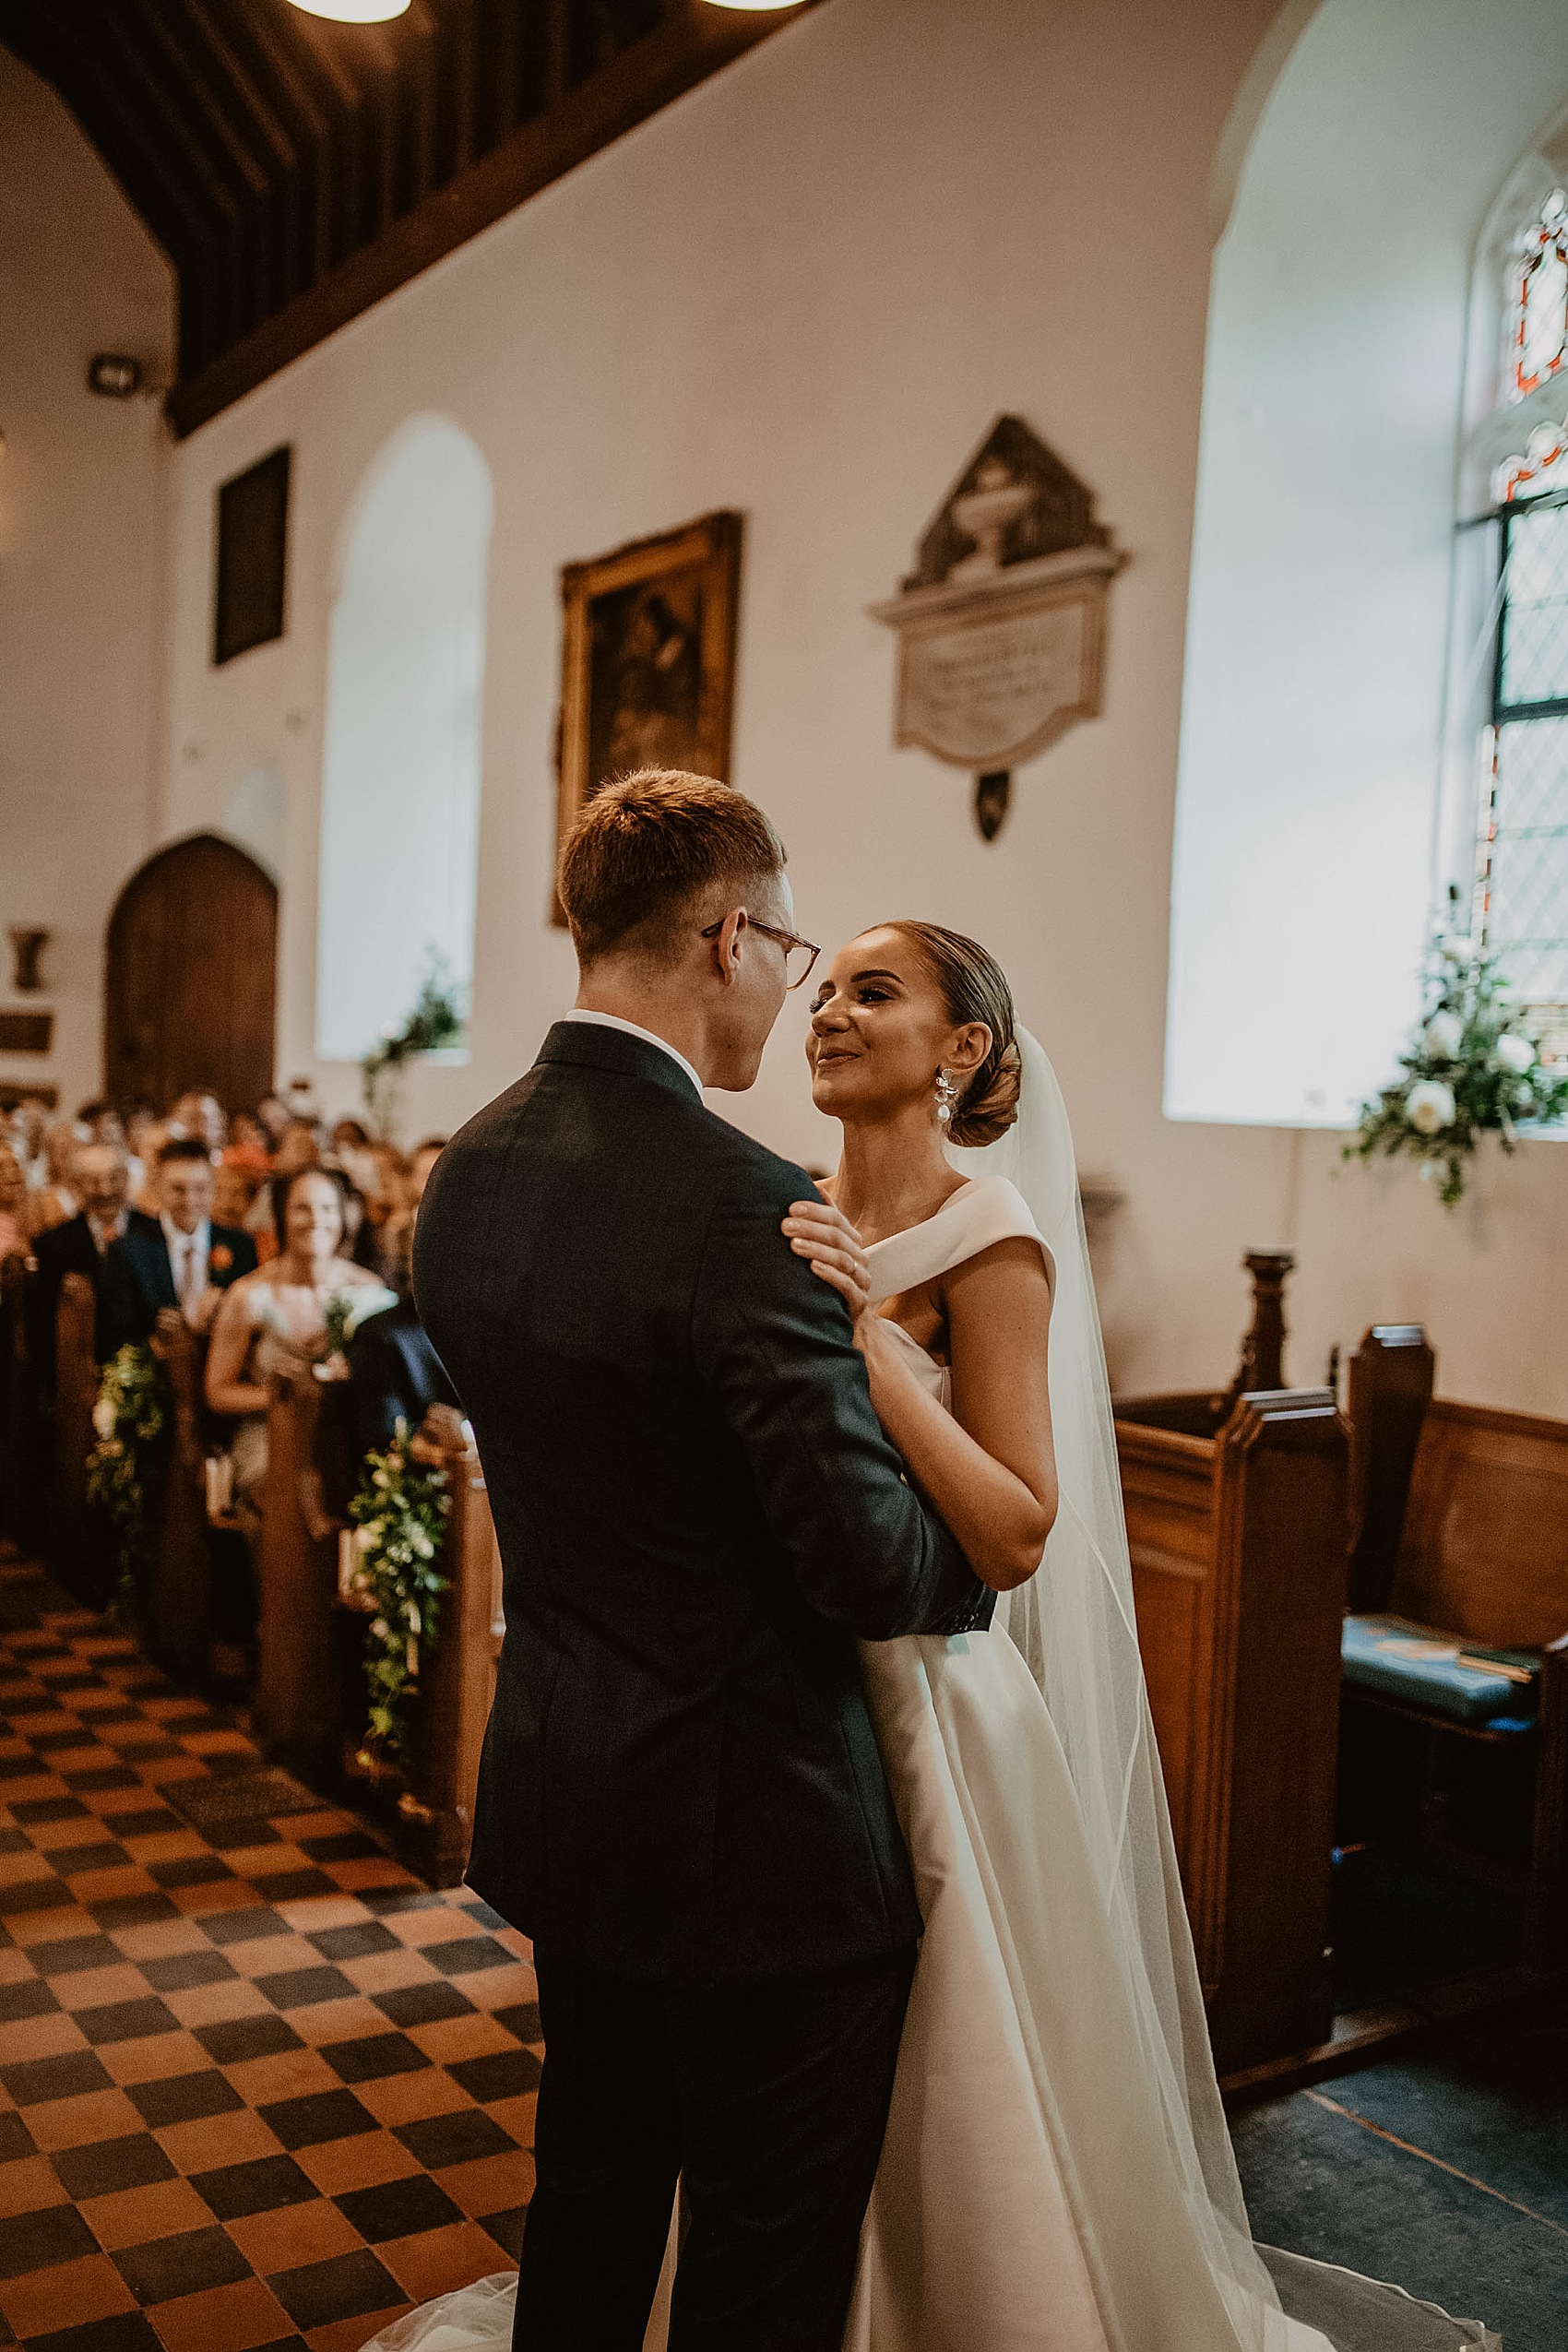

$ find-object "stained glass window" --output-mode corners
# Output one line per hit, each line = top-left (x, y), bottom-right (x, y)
(1480, 495), (1568, 1035)
(1507, 187), (1568, 404)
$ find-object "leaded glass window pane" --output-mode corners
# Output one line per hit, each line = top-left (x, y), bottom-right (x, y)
(1499, 499), (1568, 707)
(1486, 717), (1568, 1006)
(1508, 187), (1568, 402)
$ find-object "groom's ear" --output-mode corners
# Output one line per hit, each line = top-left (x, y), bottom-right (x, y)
(708, 906), (749, 986)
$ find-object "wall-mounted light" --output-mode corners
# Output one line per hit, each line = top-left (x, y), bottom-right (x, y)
(287, 0), (411, 19)
(87, 354), (143, 398)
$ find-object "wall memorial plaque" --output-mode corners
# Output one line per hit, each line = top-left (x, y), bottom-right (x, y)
(870, 416), (1124, 837)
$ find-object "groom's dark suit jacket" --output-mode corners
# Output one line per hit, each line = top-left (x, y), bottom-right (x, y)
(413, 1020), (991, 1986)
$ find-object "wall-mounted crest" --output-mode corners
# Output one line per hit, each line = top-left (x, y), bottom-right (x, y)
(870, 416), (1124, 837)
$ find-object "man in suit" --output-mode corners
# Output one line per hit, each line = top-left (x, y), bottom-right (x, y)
(101, 1136), (256, 1356)
(28, 1138), (133, 1383)
(415, 771), (991, 2352)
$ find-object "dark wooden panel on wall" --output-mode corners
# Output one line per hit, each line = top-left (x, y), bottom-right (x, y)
(104, 834), (278, 1113)
(214, 445), (291, 664)
(0, 0), (819, 436)
(0, 1012), (53, 1054)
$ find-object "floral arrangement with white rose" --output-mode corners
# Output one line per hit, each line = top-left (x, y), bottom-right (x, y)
(1345, 919), (1568, 1207)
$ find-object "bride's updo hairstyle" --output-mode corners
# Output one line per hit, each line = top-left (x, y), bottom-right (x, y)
(885, 921), (1023, 1147)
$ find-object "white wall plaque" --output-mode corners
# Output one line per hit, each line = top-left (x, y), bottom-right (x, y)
(870, 418), (1125, 837)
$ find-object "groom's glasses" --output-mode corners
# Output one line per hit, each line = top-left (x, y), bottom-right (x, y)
(700, 915), (821, 992)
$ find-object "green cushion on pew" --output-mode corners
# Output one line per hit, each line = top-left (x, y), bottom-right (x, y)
(1341, 1614), (1539, 1728)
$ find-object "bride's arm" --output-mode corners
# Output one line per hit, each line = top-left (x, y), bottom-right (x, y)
(785, 1207), (1056, 1592)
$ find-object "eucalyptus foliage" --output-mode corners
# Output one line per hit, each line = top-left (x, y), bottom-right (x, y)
(1345, 918), (1568, 1207)
(361, 955), (467, 1135)
(345, 1420), (452, 1759)
(86, 1345), (172, 1607)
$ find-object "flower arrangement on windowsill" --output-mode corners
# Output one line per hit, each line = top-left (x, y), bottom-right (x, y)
(87, 1345), (172, 1609)
(1345, 917), (1568, 1207)
(360, 955), (467, 1138)
(340, 1420), (452, 1766)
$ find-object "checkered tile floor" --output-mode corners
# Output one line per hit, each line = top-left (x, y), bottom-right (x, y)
(0, 1559), (532, 2350)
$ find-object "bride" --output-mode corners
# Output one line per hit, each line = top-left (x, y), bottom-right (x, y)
(368, 921), (1495, 2352)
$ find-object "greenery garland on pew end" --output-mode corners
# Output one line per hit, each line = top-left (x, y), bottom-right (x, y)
(344, 1420), (452, 1763)
(87, 1345), (172, 1611)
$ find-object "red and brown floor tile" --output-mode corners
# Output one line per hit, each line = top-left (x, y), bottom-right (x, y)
(0, 1562), (531, 2349)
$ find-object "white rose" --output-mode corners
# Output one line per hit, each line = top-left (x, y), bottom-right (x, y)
(1492, 1031), (1534, 1075)
(1423, 1010), (1464, 1062)
(91, 1398), (115, 1440)
(1406, 1078), (1456, 1134)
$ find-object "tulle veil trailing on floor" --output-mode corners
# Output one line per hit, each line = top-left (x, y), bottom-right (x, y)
(363, 1031), (1497, 2352)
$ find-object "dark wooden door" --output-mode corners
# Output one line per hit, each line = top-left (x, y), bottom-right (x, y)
(105, 836), (278, 1112)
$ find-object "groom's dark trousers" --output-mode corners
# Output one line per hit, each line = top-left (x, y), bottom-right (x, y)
(414, 1023), (991, 2351)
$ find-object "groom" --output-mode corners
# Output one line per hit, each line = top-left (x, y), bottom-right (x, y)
(414, 770), (989, 2351)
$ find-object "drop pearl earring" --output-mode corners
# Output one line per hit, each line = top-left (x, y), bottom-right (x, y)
(934, 1070), (958, 1125)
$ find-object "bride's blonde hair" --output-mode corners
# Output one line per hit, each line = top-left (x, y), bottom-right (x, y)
(883, 921), (1022, 1147)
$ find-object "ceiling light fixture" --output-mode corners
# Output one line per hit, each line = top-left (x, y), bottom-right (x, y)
(704, 1), (808, 11)
(286, 0), (411, 23)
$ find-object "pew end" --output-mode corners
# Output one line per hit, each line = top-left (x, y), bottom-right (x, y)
(51, 1271), (100, 1595)
(397, 1408), (504, 1887)
(1115, 1383), (1349, 2075)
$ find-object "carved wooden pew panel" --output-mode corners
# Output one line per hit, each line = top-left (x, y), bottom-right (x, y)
(256, 1374), (349, 1785)
(2, 1251), (42, 1554)
(1116, 1386), (1348, 2075)
(51, 1272), (99, 1590)
(400, 1414), (505, 1887)
(147, 1314), (212, 1681)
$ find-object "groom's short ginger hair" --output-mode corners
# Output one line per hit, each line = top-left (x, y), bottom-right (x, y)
(558, 769), (786, 964)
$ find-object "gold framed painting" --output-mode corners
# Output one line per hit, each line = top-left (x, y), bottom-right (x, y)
(554, 510), (743, 917)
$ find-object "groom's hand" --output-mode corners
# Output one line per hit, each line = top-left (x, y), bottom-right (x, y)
(782, 1196), (873, 1330)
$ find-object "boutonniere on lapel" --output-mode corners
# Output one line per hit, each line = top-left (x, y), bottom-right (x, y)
(208, 1244), (234, 1275)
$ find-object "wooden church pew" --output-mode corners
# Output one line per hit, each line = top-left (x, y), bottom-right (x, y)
(50, 1272), (100, 1592)
(144, 1313), (212, 1682)
(1341, 1396), (1568, 1969)
(1344, 1324), (1436, 1614)
(397, 1410), (505, 1887)
(1114, 1384), (1348, 2075)
(1, 1250), (42, 1554)
(255, 1371), (354, 1785)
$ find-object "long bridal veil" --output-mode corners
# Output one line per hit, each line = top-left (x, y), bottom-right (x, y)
(949, 1030), (1497, 2352)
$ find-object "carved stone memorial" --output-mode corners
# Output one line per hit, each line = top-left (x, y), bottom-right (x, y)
(871, 416), (1124, 838)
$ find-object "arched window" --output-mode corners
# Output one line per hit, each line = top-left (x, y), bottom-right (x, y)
(316, 417), (493, 1063)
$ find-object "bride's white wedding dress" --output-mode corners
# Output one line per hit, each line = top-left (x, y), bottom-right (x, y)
(366, 1047), (1497, 2352)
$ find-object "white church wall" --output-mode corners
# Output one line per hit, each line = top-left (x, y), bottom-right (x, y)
(0, 49), (174, 1118)
(1170, 0), (1568, 1132)
(150, 0), (1568, 1415)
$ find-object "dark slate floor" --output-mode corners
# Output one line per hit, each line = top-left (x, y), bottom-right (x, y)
(1233, 1995), (1568, 2350)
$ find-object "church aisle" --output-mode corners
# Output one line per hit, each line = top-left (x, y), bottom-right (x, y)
(0, 1561), (530, 2352)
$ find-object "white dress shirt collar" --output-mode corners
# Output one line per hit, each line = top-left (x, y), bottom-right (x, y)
(559, 1010), (704, 1100)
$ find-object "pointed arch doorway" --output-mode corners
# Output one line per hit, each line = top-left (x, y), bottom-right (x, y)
(105, 835), (278, 1111)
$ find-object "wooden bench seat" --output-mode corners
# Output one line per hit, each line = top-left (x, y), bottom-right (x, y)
(1337, 1341), (1568, 1968)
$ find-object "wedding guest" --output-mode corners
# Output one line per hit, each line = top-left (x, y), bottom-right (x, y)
(224, 1110), (272, 1169)
(255, 1093), (291, 1150)
(0, 1143), (28, 1256)
(244, 1118), (321, 1265)
(169, 1089), (226, 1153)
(211, 1160), (262, 1230)
(205, 1165), (387, 1516)
(28, 1139), (131, 1378)
(128, 1123), (171, 1215)
(378, 1136), (447, 1290)
(29, 1121), (83, 1236)
(75, 1100), (126, 1147)
(102, 1137), (258, 1354)
(9, 1100), (47, 1190)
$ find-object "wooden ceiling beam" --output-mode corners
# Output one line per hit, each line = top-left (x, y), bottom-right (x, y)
(88, 10), (247, 221)
(122, 0), (272, 198)
(209, 0), (331, 145)
(160, 0), (300, 175)
(168, 0), (816, 437)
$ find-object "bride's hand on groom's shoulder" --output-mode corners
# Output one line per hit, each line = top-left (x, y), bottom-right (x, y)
(782, 1196), (873, 1336)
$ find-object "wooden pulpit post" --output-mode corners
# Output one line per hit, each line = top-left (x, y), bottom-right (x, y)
(1218, 1249), (1295, 1422)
